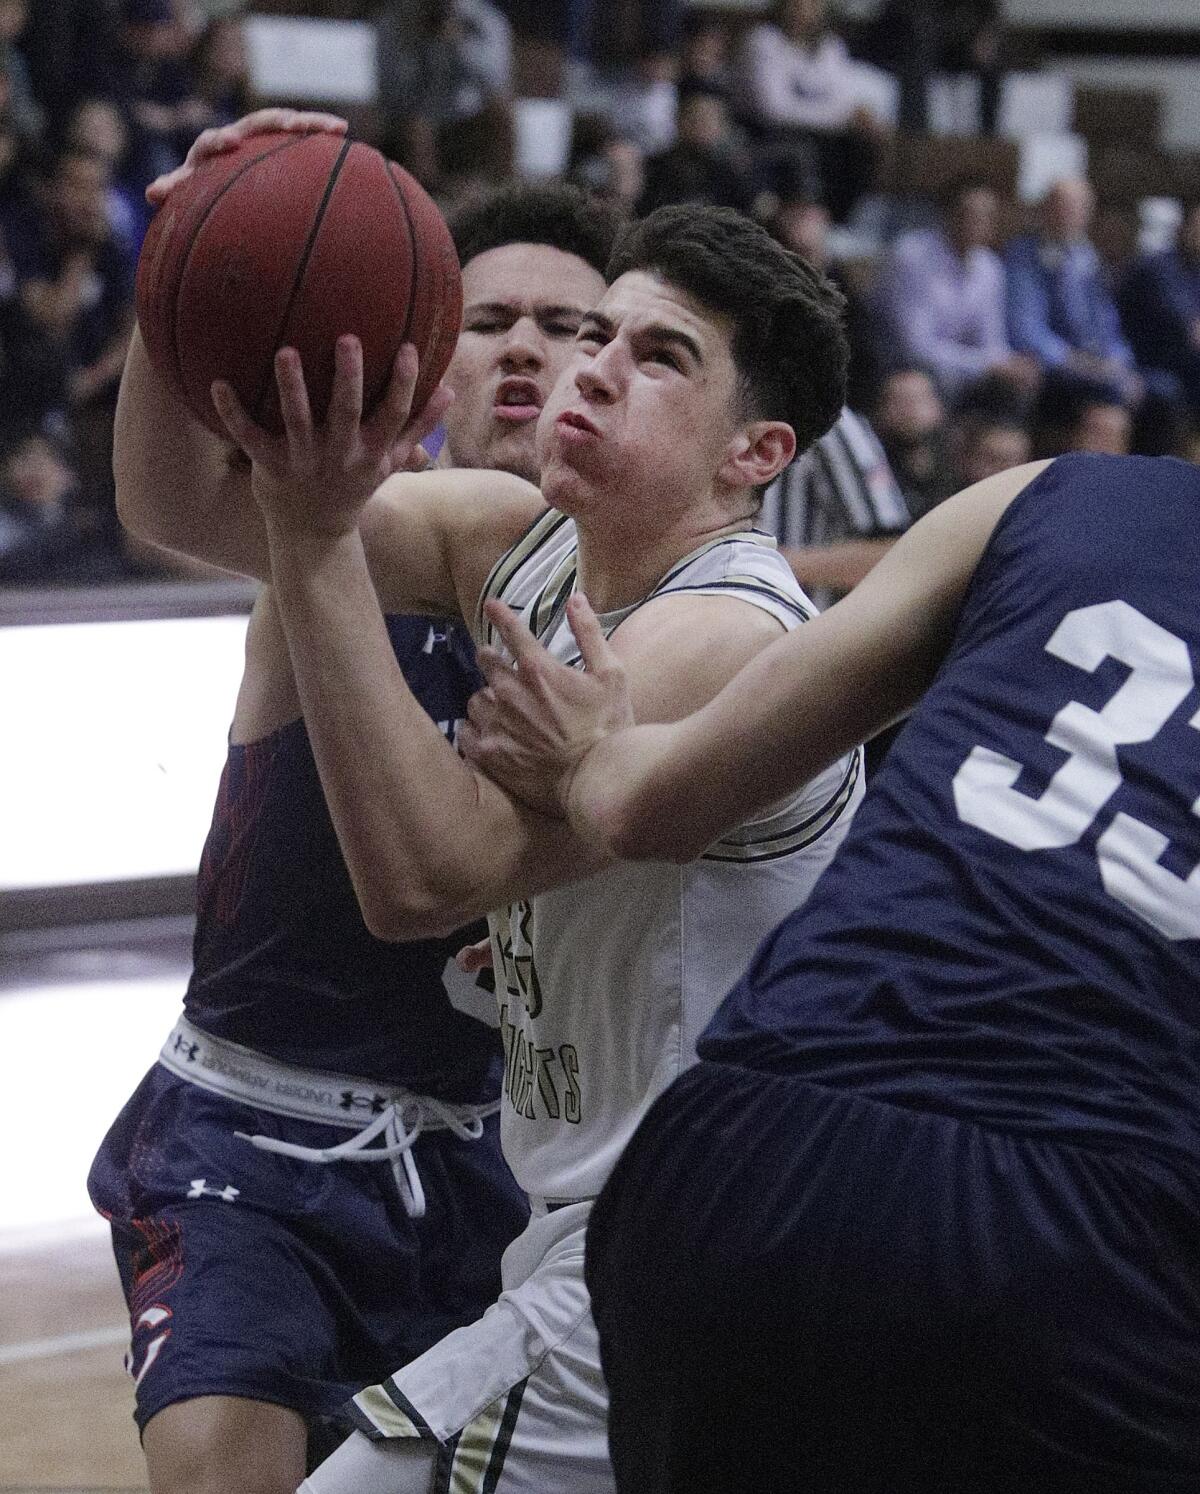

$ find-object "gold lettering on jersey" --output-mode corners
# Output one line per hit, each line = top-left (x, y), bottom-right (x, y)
(499, 1003), (583, 1126)
(559, 1044), (581, 1124)
(497, 900), (542, 1018)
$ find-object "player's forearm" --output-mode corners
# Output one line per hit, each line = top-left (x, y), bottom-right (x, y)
(267, 524), (597, 938)
(575, 472), (1031, 862)
(572, 602), (917, 864)
(114, 328), (270, 577)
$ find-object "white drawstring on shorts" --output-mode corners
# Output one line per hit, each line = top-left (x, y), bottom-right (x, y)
(235, 1095), (500, 1220)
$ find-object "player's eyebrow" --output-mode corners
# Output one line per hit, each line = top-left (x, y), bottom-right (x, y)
(640, 323), (705, 366)
(579, 312), (705, 366)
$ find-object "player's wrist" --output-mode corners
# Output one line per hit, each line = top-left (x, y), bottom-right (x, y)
(261, 500), (361, 552)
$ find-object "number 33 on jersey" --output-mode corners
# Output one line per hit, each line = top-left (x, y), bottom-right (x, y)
(955, 598), (1200, 941)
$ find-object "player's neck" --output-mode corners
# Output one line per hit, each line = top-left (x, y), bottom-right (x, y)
(574, 509), (755, 615)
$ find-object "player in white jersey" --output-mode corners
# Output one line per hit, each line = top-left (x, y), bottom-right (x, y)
(475, 510), (859, 1205)
(118, 176), (858, 1490)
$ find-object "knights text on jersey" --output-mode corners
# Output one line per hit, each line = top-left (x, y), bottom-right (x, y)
(474, 512), (864, 1200)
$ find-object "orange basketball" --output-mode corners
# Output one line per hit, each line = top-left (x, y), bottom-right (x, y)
(135, 132), (462, 437)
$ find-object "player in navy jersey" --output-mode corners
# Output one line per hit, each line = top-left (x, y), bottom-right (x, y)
(91, 109), (622, 1494)
(464, 451), (1200, 1491)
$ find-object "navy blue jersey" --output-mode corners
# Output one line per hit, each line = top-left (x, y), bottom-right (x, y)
(185, 615), (499, 1101)
(703, 454), (1200, 1166)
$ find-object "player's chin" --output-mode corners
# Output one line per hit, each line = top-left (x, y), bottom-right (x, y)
(485, 429), (541, 484)
(541, 461), (602, 516)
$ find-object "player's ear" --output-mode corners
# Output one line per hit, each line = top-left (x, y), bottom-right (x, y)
(717, 420), (796, 494)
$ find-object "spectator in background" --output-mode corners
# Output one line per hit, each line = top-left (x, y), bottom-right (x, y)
(736, 0), (888, 223)
(640, 80), (754, 216)
(0, 0), (42, 142)
(679, 11), (735, 97)
(875, 175), (1038, 406)
(376, 0), (513, 189)
(1032, 385), (1131, 459)
(1118, 197), (1200, 415)
(586, 0), (682, 77)
(189, 15), (253, 132)
(4, 146), (135, 542)
(63, 98), (149, 260)
(560, 0), (682, 108)
(596, 46), (678, 157)
(1005, 177), (1142, 409)
(768, 167), (882, 412)
(566, 113), (645, 214)
(872, 366), (957, 517)
(118, 0), (207, 187)
(950, 409), (1030, 487)
(0, 429), (85, 583)
(867, 0), (1005, 136)
(17, 0), (120, 130)
(0, 97), (25, 216)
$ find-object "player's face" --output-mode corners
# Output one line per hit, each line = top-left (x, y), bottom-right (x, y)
(440, 243), (605, 483)
(536, 270), (745, 524)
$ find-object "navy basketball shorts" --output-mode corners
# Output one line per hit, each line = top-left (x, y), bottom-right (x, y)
(88, 1064), (529, 1432)
(585, 1060), (1200, 1494)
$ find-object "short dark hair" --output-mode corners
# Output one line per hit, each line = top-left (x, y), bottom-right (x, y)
(450, 182), (624, 277)
(606, 204), (847, 454)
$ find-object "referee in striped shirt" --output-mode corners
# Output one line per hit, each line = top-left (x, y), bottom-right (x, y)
(758, 405), (912, 611)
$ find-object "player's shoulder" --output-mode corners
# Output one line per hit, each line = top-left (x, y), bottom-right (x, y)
(614, 585), (786, 660)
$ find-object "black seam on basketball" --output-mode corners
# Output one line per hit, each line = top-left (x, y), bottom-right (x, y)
(254, 134), (356, 420)
(169, 134), (311, 409)
(370, 160), (421, 413)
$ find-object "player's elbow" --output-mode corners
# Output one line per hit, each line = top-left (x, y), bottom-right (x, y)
(596, 798), (705, 866)
(361, 893), (456, 943)
(358, 871), (483, 943)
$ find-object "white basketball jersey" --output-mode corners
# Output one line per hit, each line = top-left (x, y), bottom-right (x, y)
(475, 510), (864, 1201)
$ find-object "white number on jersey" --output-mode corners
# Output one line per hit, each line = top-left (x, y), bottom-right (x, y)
(952, 599), (1200, 941)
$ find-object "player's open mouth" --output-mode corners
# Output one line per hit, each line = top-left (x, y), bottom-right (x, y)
(493, 378), (543, 423)
(556, 410), (600, 439)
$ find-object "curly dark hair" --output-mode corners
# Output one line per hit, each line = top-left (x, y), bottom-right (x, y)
(606, 204), (848, 455)
(450, 182), (625, 277)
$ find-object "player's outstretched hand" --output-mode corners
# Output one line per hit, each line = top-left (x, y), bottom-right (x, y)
(147, 108), (349, 204)
(461, 594), (634, 818)
(211, 337), (453, 540)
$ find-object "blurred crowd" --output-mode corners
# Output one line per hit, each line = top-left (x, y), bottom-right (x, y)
(5, 0), (1200, 586)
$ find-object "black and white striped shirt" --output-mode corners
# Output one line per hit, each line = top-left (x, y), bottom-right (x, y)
(758, 408), (911, 583)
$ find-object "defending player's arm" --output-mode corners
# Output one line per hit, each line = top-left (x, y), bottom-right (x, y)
(115, 329), (543, 613)
(262, 534), (784, 937)
(470, 461), (1053, 863)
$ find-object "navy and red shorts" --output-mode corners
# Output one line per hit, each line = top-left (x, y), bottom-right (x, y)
(88, 1063), (528, 1433)
(586, 1060), (1200, 1494)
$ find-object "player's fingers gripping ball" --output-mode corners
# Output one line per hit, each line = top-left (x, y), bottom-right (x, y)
(135, 131), (462, 439)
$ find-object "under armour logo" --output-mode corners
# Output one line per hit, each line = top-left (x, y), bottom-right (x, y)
(173, 1035), (199, 1061)
(187, 1179), (239, 1202)
(339, 1091), (387, 1115)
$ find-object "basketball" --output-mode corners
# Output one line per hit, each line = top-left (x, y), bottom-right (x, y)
(135, 131), (462, 438)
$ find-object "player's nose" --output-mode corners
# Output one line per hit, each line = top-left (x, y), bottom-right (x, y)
(497, 316), (544, 371)
(575, 344), (620, 402)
